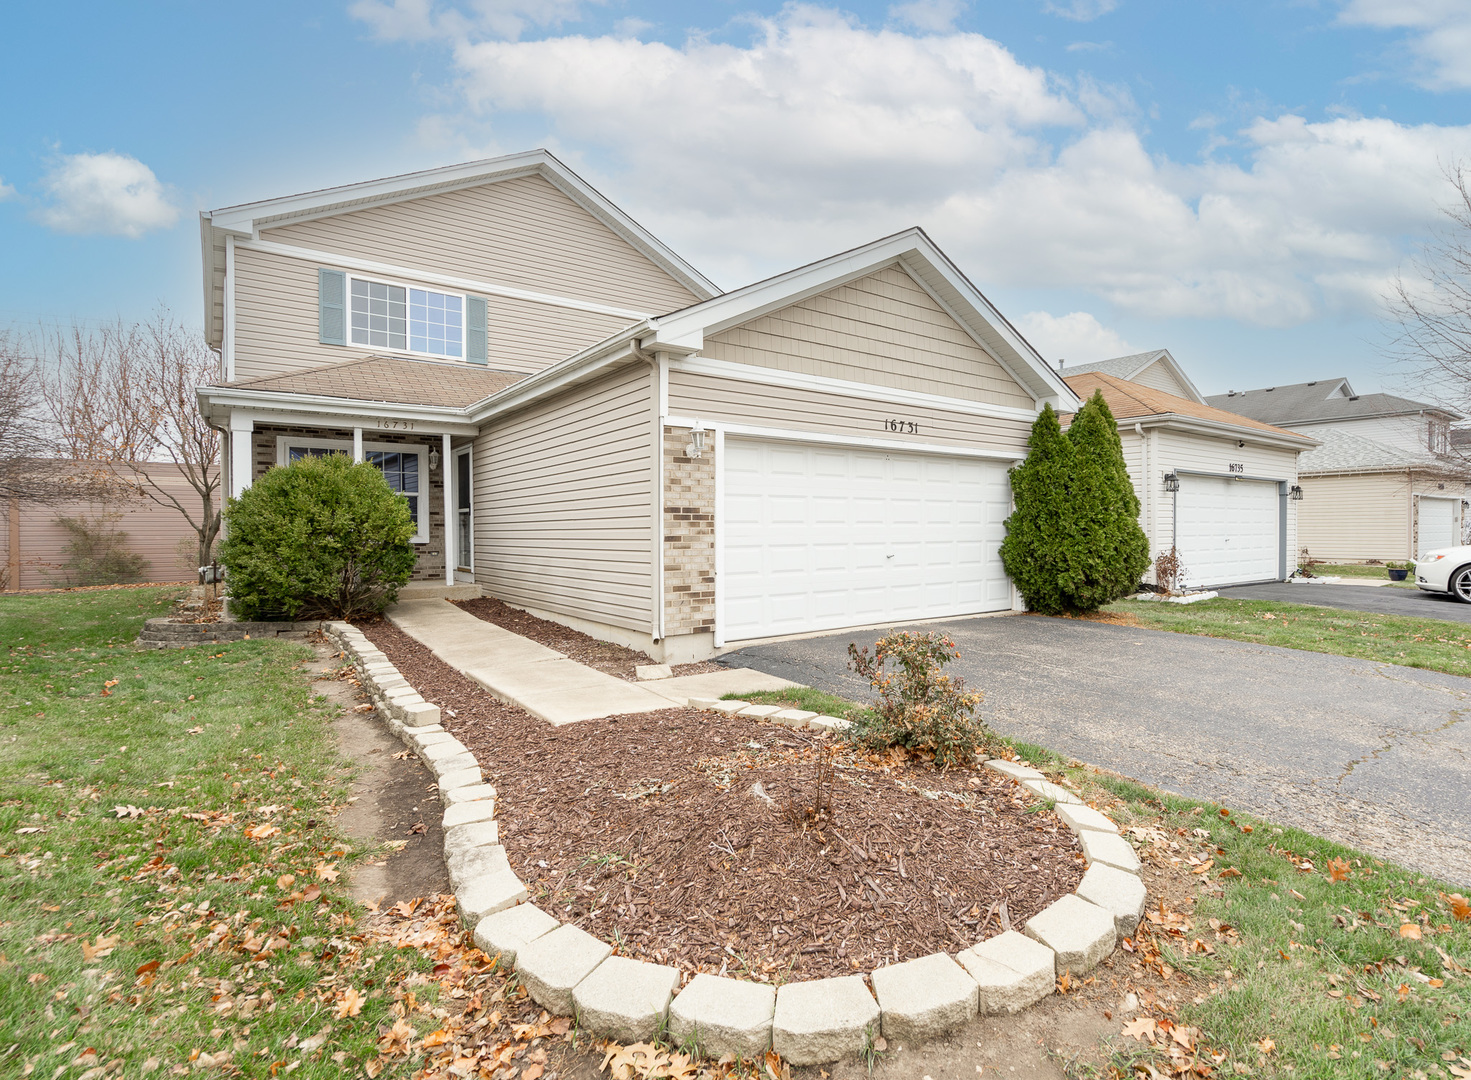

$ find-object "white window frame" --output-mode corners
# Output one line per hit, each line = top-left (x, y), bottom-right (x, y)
(454, 445), (473, 574)
(275, 436), (430, 544)
(347, 273), (467, 361)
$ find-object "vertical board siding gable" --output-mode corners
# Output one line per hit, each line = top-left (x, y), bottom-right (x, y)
(473, 362), (653, 631)
(702, 265), (1034, 409)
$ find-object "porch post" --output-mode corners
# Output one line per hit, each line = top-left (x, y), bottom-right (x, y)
(443, 433), (454, 586)
(229, 412), (254, 498)
(352, 428), (363, 463)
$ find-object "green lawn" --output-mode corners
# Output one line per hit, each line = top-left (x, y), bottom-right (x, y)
(0, 587), (441, 1078)
(1313, 563), (1416, 588)
(1105, 596), (1471, 678)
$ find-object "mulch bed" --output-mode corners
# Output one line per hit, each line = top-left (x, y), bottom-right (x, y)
(452, 597), (725, 681)
(357, 618), (1086, 983)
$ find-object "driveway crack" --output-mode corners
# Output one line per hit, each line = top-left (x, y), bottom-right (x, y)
(1331, 708), (1469, 787)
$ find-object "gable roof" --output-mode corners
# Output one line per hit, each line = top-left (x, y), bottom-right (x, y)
(200, 149), (719, 348)
(1204, 379), (1461, 425)
(1299, 427), (1471, 476)
(644, 228), (1078, 408)
(1063, 371), (1317, 446)
(220, 356), (526, 409)
(1060, 349), (1205, 404)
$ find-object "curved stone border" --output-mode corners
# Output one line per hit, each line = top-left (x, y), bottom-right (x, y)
(322, 622), (1147, 1065)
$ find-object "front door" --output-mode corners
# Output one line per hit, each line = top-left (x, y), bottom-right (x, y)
(455, 447), (473, 575)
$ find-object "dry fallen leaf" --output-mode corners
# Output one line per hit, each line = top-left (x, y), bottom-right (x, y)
(334, 987), (364, 1019)
(1327, 857), (1352, 883)
(1121, 1017), (1156, 1043)
(244, 824), (280, 840)
(1399, 923), (1423, 941)
(1257, 1038), (1276, 1054)
(1444, 893), (1471, 921)
(314, 862), (340, 883)
(112, 805), (145, 819)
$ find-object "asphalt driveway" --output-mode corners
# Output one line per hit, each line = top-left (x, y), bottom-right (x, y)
(1221, 581), (1471, 623)
(722, 614), (1471, 886)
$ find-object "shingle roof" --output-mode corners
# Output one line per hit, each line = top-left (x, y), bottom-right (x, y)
(1059, 351), (1167, 380)
(1062, 372), (1315, 442)
(218, 356), (526, 408)
(1298, 427), (1471, 476)
(1203, 379), (1461, 425)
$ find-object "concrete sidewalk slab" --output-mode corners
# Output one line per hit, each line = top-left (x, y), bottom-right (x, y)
(642, 668), (801, 705)
(387, 599), (678, 724)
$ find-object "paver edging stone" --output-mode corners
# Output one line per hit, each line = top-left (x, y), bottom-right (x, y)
(320, 624), (1148, 1066)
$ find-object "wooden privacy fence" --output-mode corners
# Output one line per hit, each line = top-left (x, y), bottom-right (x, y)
(2, 462), (204, 591)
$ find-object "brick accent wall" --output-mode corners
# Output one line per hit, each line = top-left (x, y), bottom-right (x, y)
(251, 425), (446, 582)
(663, 427), (716, 636)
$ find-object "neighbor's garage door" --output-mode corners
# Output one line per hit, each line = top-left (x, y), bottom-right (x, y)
(1176, 476), (1280, 587)
(1417, 496), (1459, 557)
(721, 439), (1012, 642)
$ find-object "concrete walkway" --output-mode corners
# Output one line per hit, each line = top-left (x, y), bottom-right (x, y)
(387, 599), (796, 724)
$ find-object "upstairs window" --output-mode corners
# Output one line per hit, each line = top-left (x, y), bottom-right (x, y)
(1430, 417), (1450, 456)
(349, 276), (464, 358)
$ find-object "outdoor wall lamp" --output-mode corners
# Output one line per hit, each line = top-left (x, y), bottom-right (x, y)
(1289, 484), (1303, 501)
(686, 420), (707, 459)
(428, 448), (441, 471)
(1163, 471), (1180, 493)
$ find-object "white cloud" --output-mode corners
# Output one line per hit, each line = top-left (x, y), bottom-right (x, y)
(889, 0), (965, 32)
(0, 177), (15, 201)
(36, 152), (180, 238)
(1015, 311), (1136, 365)
(350, 0), (598, 41)
(1339, 0), (1471, 89)
(371, 5), (1471, 327)
(1043, 0), (1119, 22)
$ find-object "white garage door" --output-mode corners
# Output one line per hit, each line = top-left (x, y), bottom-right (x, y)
(1176, 476), (1279, 587)
(721, 439), (1013, 642)
(1418, 496), (1458, 557)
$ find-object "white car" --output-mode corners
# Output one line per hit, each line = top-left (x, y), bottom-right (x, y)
(1415, 547), (1471, 601)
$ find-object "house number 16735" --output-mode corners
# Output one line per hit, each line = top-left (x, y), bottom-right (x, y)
(884, 419), (920, 435)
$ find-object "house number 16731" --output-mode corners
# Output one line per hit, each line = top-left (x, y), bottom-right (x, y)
(884, 419), (920, 435)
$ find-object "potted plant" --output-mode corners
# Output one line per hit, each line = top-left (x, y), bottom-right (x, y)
(1386, 561), (1412, 581)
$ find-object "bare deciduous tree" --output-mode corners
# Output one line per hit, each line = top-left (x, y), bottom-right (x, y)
(1388, 165), (1471, 417)
(34, 312), (222, 567)
(0, 330), (107, 502)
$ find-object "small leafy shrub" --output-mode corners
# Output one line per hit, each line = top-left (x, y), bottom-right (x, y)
(52, 514), (148, 586)
(844, 631), (988, 767)
(219, 453), (416, 620)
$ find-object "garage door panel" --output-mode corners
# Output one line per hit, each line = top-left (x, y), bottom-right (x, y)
(1418, 497), (1458, 556)
(721, 438), (1012, 641)
(1176, 477), (1279, 587)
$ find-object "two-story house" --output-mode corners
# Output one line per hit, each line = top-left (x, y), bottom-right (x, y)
(1206, 380), (1471, 561)
(196, 150), (1078, 661)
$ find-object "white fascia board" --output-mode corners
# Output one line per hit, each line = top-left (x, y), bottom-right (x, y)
(644, 228), (1078, 410)
(239, 238), (652, 322)
(465, 321), (651, 422)
(196, 387), (479, 436)
(669, 355), (1042, 423)
(1134, 413), (1320, 451)
(200, 212), (220, 347)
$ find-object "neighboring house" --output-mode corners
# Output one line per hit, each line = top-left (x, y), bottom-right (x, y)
(1060, 349), (1205, 403)
(2, 462), (200, 590)
(1059, 371), (1316, 588)
(1205, 380), (1471, 561)
(196, 150), (1078, 661)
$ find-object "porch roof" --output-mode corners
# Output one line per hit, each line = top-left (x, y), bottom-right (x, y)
(217, 355), (526, 408)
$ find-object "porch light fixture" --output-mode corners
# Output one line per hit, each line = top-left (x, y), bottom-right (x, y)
(1163, 471), (1180, 493)
(686, 420), (707, 459)
(1289, 484), (1303, 501)
(428, 447), (441, 471)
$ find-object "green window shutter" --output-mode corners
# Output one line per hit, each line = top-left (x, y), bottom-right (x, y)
(318, 269), (346, 345)
(466, 296), (487, 364)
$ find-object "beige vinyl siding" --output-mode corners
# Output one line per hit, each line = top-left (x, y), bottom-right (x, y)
(668, 369), (1033, 455)
(702, 265), (1034, 409)
(1295, 416), (1430, 456)
(260, 175), (698, 315)
(1297, 472), (1412, 562)
(1155, 429), (1300, 568)
(231, 246), (634, 381)
(1129, 360), (1192, 399)
(473, 361), (654, 632)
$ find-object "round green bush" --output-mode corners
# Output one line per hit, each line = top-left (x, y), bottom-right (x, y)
(218, 452), (417, 620)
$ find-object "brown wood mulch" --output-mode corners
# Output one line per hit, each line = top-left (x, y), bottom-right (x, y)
(357, 618), (1086, 984)
(451, 597), (725, 681)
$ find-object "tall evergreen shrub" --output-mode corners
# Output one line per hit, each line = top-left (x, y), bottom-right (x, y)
(998, 404), (1077, 615)
(1000, 392), (1150, 614)
(219, 453), (416, 620)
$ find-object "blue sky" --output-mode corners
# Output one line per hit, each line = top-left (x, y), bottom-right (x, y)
(3, 0), (1470, 397)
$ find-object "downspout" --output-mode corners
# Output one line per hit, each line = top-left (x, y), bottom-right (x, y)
(631, 339), (664, 646)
